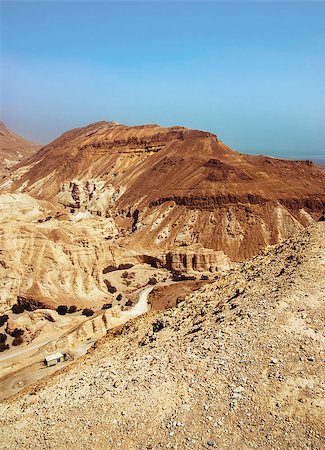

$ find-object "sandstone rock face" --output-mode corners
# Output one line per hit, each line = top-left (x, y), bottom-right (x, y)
(57, 179), (125, 216)
(5, 309), (71, 344)
(0, 194), (119, 311)
(60, 306), (124, 350)
(163, 246), (230, 273)
(57, 298), (152, 355)
(0, 122), (41, 176)
(6, 309), (58, 333)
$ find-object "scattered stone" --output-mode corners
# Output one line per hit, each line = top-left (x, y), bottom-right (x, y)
(270, 358), (278, 365)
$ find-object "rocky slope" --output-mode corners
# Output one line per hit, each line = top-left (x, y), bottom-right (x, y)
(0, 192), (228, 312)
(2, 121), (325, 261)
(0, 120), (324, 362)
(0, 122), (41, 176)
(1, 222), (324, 449)
(0, 193), (119, 310)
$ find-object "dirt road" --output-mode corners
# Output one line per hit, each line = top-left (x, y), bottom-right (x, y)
(0, 284), (156, 400)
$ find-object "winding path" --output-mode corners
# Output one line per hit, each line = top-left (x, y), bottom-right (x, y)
(0, 285), (154, 365)
(126, 285), (153, 318)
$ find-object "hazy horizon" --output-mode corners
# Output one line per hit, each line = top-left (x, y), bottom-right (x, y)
(1, 1), (324, 160)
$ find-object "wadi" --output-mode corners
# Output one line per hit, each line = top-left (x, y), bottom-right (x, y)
(0, 121), (324, 449)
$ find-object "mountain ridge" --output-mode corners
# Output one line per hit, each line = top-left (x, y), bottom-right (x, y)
(0, 122), (42, 175)
(2, 121), (323, 261)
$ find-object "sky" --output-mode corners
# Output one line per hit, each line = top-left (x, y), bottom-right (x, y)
(1, 1), (324, 160)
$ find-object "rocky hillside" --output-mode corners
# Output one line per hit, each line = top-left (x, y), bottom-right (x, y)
(0, 193), (120, 310)
(1, 222), (324, 449)
(2, 121), (325, 260)
(0, 122), (41, 176)
(0, 193), (229, 312)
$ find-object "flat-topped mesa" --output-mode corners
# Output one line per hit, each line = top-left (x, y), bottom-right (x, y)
(75, 127), (218, 158)
(34, 122), (218, 156)
(78, 129), (216, 152)
(4, 122), (222, 199)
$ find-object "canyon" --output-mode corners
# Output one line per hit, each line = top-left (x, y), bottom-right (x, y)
(0, 121), (323, 320)
(0, 122), (324, 344)
(1, 220), (324, 449)
(0, 122), (324, 448)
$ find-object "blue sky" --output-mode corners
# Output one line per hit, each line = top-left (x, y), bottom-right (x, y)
(1, 1), (324, 160)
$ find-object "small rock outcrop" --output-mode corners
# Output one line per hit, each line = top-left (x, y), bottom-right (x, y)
(163, 246), (230, 273)
(57, 180), (125, 216)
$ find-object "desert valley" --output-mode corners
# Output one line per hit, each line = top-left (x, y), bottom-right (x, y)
(0, 120), (324, 448)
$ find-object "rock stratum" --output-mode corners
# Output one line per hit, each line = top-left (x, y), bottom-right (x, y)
(0, 121), (324, 312)
(2, 121), (325, 261)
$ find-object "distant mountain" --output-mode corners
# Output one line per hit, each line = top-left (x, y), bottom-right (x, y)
(313, 158), (325, 166)
(4, 120), (324, 261)
(0, 122), (42, 175)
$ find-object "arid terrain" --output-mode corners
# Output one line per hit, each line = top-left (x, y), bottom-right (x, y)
(0, 122), (324, 448)
(2, 121), (325, 259)
(0, 122), (41, 176)
(0, 221), (324, 449)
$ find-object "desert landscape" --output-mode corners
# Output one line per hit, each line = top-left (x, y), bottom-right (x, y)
(1, 1), (324, 448)
(0, 120), (324, 449)
(1, 122), (324, 362)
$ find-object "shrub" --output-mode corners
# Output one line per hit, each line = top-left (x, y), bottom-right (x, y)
(0, 332), (7, 343)
(23, 303), (34, 312)
(116, 294), (122, 301)
(82, 308), (94, 317)
(68, 305), (77, 314)
(11, 328), (24, 338)
(0, 343), (9, 352)
(12, 336), (24, 346)
(172, 272), (196, 282)
(125, 299), (133, 307)
(102, 303), (112, 310)
(148, 277), (158, 285)
(0, 314), (9, 327)
(56, 305), (68, 315)
(152, 320), (164, 333)
(104, 280), (117, 294)
(121, 270), (135, 279)
(200, 275), (209, 280)
(176, 297), (184, 306)
(102, 265), (115, 274)
(12, 304), (25, 314)
(118, 263), (133, 270)
(171, 271), (185, 282)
